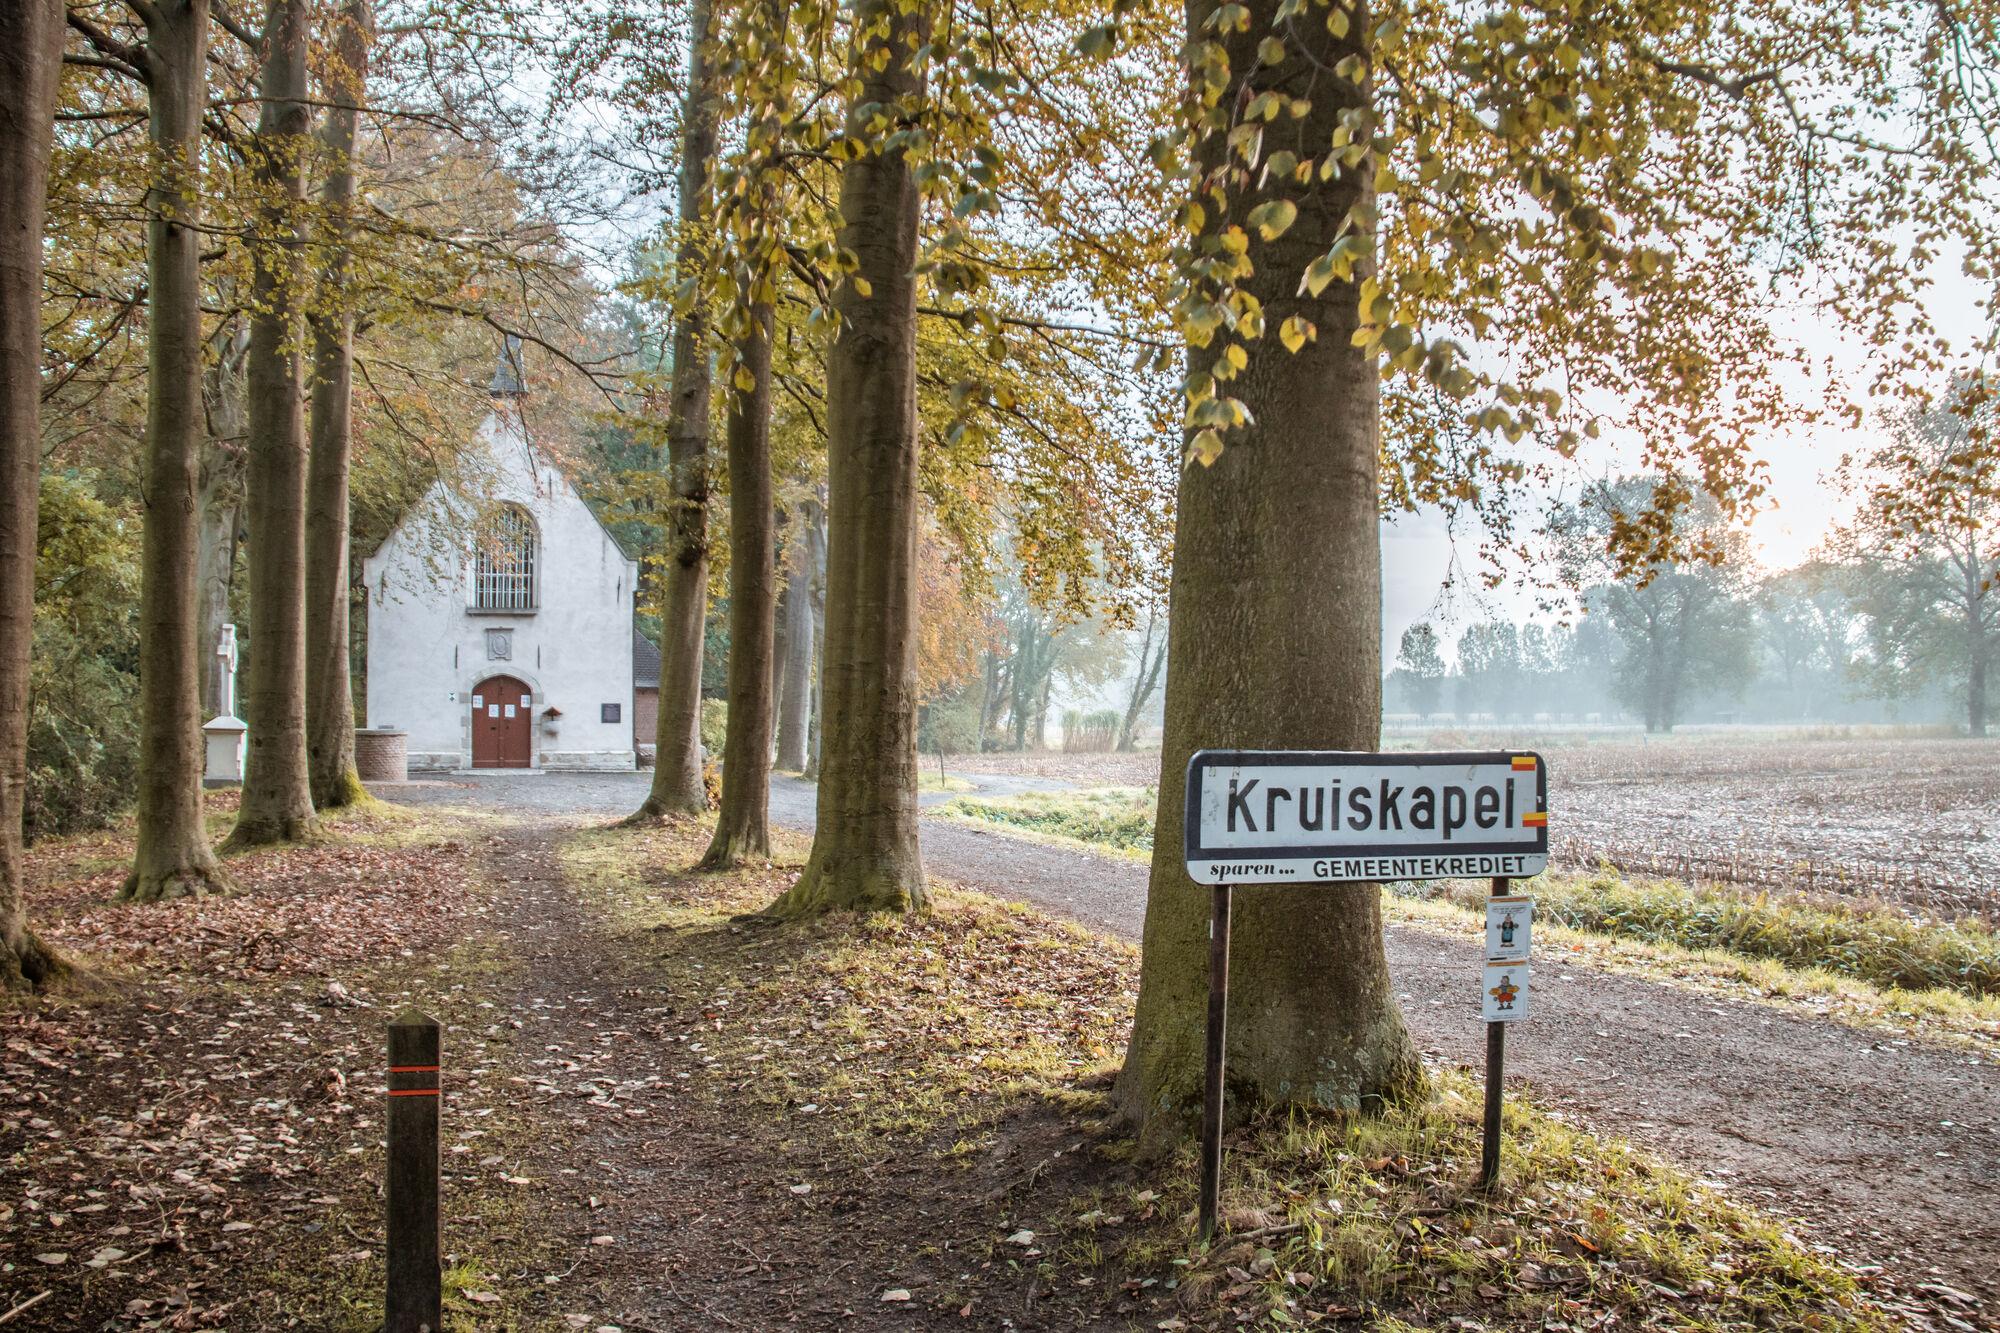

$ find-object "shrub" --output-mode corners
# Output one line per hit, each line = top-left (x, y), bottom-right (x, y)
(1061, 709), (1120, 753)
(699, 698), (728, 755)
(27, 475), (141, 840)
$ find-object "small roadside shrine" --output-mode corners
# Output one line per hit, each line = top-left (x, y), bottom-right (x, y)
(1182, 750), (1550, 1236)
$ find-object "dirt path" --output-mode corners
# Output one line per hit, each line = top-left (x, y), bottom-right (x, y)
(390, 773), (2000, 1318)
(456, 816), (1129, 1331)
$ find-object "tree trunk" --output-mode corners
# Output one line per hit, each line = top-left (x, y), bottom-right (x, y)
(305, 0), (373, 810)
(227, 0), (318, 848)
(1968, 615), (1988, 739)
(125, 0), (237, 902)
(702, 302), (777, 867)
(629, 0), (720, 821)
(803, 530), (825, 781)
(774, 500), (818, 772)
(0, 0), (67, 988)
(768, 0), (929, 915)
(1115, 0), (1423, 1140)
(1116, 608), (1165, 751)
(197, 323), (248, 715)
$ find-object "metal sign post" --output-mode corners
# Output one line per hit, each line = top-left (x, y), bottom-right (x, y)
(1199, 882), (1231, 1240)
(1481, 876), (1508, 1185)
(1479, 881), (1533, 1184)
(1185, 750), (1548, 1238)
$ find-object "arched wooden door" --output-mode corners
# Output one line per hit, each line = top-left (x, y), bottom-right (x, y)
(470, 675), (532, 768)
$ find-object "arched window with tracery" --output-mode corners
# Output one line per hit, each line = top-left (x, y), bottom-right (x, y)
(474, 504), (537, 611)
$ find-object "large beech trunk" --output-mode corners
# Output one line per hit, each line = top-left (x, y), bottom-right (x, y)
(305, 0), (373, 809)
(701, 305), (777, 866)
(1115, 0), (1422, 1139)
(769, 0), (929, 915)
(228, 0), (318, 848)
(630, 0), (720, 821)
(125, 0), (237, 902)
(0, 0), (67, 987)
(774, 499), (819, 772)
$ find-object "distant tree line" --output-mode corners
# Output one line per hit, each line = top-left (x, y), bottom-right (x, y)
(1390, 413), (1999, 736)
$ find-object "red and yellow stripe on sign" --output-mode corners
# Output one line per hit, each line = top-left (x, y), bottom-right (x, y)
(1521, 811), (1548, 827)
(1511, 755), (1537, 771)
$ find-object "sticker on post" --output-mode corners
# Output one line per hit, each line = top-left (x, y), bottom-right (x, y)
(1483, 961), (1528, 1022)
(1486, 896), (1532, 963)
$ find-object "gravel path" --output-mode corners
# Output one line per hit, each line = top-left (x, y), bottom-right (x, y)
(385, 770), (2000, 1318)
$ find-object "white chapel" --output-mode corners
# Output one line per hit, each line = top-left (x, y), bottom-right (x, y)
(361, 344), (641, 772)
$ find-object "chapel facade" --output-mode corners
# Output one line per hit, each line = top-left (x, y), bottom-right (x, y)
(360, 348), (643, 772)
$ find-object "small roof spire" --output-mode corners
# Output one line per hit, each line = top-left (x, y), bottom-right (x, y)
(488, 334), (525, 397)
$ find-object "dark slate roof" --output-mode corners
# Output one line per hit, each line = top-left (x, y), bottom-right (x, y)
(488, 334), (525, 396)
(633, 632), (661, 689)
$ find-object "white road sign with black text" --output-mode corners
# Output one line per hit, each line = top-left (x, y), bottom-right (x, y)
(1183, 750), (1548, 885)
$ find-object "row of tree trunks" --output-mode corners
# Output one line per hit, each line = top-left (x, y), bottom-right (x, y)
(227, 0), (319, 849)
(125, 0), (237, 902)
(1113, 0), (1422, 1137)
(630, 0), (719, 822)
(767, 0), (929, 916)
(304, 0), (374, 810)
(0, 0), (68, 987)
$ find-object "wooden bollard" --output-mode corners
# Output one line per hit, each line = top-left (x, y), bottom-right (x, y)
(386, 1009), (442, 1333)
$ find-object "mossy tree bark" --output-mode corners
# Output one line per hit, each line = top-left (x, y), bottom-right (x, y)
(227, 0), (319, 849)
(125, 0), (236, 902)
(1114, 0), (1423, 1140)
(305, 0), (373, 810)
(701, 304), (777, 867)
(768, 0), (929, 916)
(0, 0), (68, 988)
(629, 0), (719, 822)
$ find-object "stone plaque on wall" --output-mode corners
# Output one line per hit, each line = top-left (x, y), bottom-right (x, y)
(485, 628), (513, 661)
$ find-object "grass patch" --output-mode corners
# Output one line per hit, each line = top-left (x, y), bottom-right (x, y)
(1398, 869), (2000, 999)
(937, 792), (2000, 1008)
(1383, 891), (2000, 1050)
(557, 817), (1890, 1330)
(936, 786), (1156, 856)
(559, 817), (1134, 1146)
(917, 769), (976, 792)
(1163, 1071), (1889, 1329)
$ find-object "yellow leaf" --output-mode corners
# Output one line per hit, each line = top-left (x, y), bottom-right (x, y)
(1247, 198), (1298, 241)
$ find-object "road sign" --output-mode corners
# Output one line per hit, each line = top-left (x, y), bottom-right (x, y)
(1485, 895), (1533, 963)
(1183, 750), (1548, 884)
(1482, 961), (1530, 1022)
